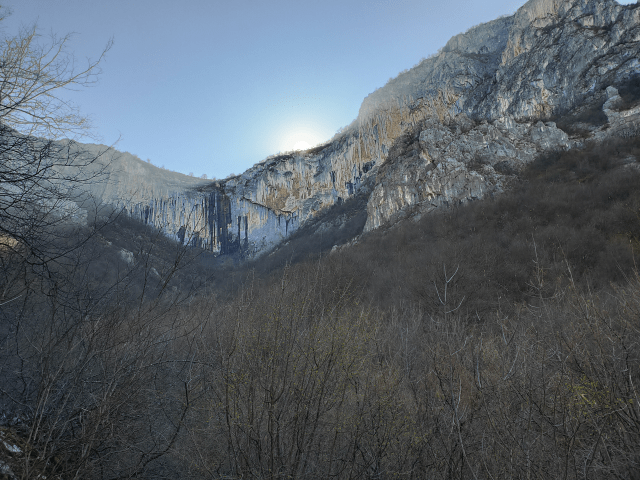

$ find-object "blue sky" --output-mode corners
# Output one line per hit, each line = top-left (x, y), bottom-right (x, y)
(3, 0), (636, 179)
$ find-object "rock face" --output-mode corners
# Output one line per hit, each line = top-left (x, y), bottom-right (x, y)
(364, 116), (570, 231)
(602, 85), (640, 137)
(71, 136), (374, 256)
(472, 0), (640, 120)
(72, 0), (640, 257)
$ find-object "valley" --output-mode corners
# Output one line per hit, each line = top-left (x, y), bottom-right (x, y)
(2, 0), (640, 478)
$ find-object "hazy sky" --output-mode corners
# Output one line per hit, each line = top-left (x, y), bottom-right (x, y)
(3, 0), (636, 178)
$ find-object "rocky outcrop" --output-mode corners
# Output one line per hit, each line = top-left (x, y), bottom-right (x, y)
(359, 0), (640, 123)
(470, 0), (640, 120)
(602, 85), (640, 137)
(364, 116), (570, 231)
(70, 134), (375, 256)
(64, 0), (640, 257)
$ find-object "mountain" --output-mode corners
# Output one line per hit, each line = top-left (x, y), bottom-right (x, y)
(72, 0), (640, 259)
(4, 2), (640, 477)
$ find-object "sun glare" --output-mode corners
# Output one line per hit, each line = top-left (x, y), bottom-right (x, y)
(277, 123), (326, 154)
(293, 140), (311, 151)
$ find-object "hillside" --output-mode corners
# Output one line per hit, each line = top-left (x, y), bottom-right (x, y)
(53, 0), (640, 262)
(3, 0), (640, 478)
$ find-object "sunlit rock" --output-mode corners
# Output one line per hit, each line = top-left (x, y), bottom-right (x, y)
(54, 0), (640, 257)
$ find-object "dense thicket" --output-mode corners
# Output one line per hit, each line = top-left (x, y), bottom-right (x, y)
(167, 134), (640, 479)
(1, 15), (639, 474)
(4, 127), (639, 479)
(109, 133), (638, 479)
(176, 262), (640, 479)
(0, 15), (209, 479)
(0, 209), (212, 478)
(3, 2), (638, 476)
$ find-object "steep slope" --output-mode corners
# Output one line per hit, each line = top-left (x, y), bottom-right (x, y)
(69, 0), (640, 258)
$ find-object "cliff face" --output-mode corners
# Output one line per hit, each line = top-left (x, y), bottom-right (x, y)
(364, 117), (571, 231)
(72, 0), (640, 257)
(471, 0), (640, 120)
(71, 134), (374, 256)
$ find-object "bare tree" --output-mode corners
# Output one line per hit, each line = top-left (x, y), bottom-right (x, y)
(0, 21), (111, 139)
(0, 12), (202, 479)
(0, 11), (113, 283)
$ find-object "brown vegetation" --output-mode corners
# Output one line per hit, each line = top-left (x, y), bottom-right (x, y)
(166, 254), (640, 479)
(148, 134), (640, 479)
(2, 10), (640, 477)
(3, 137), (640, 479)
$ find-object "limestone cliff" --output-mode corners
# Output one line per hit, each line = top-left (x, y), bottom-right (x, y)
(70, 0), (640, 258)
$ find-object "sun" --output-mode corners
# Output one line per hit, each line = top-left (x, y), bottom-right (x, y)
(293, 140), (311, 151)
(276, 122), (327, 153)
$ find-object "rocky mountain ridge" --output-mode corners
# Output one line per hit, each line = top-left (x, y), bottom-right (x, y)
(72, 0), (640, 258)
